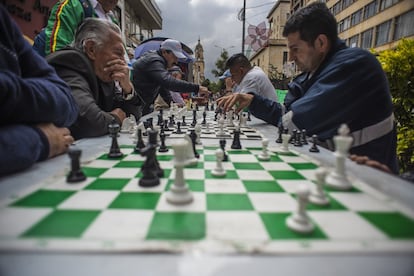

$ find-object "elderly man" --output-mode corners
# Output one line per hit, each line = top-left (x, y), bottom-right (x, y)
(132, 39), (209, 116)
(35, 0), (119, 56)
(47, 18), (139, 139)
(225, 53), (278, 102)
(0, 6), (78, 175)
(217, 2), (398, 173)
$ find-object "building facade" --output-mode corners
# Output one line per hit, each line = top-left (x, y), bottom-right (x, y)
(248, 0), (291, 86)
(193, 38), (206, 85)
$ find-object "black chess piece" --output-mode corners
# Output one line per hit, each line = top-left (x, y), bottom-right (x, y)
(309, 134), (320, 153)
(294, 130), (302, 147)
(134, 128), (146, 153)
(231, 127), (242, 149)
(219, 139), (228, 161)
(139, 130), (164, 187)
(202, 111), (207, 125)
(290, 129), (297, 144)
(191, 110), (197, 126)
(181, 115), (187, 126)
(158, 131), (168, 152)
(108, 121), (123, 158)
(66, 147), (86, 183)
(168, 115), (175, 127)
(157, 110), (163, 126)
(189, 129), (200, 158)
(276, 123), (283, 143)
(301, 129), (308, 145)
(247, 111), (251, 121)
(146, 117), (154, 129)
(175, 121), (183, 134)
(163, 119), (170, 131)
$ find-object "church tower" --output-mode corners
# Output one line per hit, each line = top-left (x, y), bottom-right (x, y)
(193, 38), (205, 85)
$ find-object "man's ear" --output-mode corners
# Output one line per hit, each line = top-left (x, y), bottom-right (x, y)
(84, 40), (97, 60)
(316, 34), (329, 52)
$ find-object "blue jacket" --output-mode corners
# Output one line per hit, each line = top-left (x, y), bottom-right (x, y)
(249, 39), (398, 173)
(0, 6), (78, 176)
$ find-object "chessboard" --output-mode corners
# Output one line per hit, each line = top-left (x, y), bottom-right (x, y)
(1, 143), (413, 254)
(134, 108), (264, 140)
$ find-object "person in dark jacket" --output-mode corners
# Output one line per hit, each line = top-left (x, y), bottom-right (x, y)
(217, 2), (398, 174)
(47, 18), (139, 139)
(0, 6), (78, 176)
(132, 39), (209, 117)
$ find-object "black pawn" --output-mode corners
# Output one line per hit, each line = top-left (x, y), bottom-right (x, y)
(190, 129), (200, 158)
(168, 115), (175, 128)
(158, 131), (168, 152)
(276, 124), (283, 143)
(157, 110), (163, 126)
(175, 121), (183, 134)
(108, 122), (123, 158)
(231, 128), (242, 149)
(181, 115), (187, 126)
(294, 130), (302, 147)
(66, 148), (86, 183)
(247, 111), (251, 121)
(191, 110), (197, 126)
(202, 111), (207, 125)
(309, 134), (320, 153)
(134, 128), (146, 153)
(163, 119), (170, 131)
(301, 129), (308, 145)
(219, 139), (228, 161)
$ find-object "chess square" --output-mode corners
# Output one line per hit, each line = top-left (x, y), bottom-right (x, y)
(203, 161), (235, 171)
(329, 193), (396, 212)
(278, 155), (309, 163)
(82, 209), (154, 239)
(99, 168), (140, 179)
(44, 177), (94, 191)
(58, 190), (119, 210)
(156, 192), (206, 212)
(249, 193), (297, 212)
(206, 212), (269, 240)
(10, 190), (75, 208)
(308, 211), (388, 240)
(260, 162), (295, 171)
(82, 159), (119, 168)
(236, 170), (274, 181)
(228, 154), (258, 163)
(204, 179), (247, 193)
(277, 180), (316, 193)
(122, 178), (168, 192)
(0, 207), (52, 236)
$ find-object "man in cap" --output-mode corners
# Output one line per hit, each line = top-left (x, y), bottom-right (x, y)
(132, 39), (209, 117)
(219, 69), (235, 96)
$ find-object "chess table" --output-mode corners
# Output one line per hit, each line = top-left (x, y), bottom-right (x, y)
(0, 114), (413, 276)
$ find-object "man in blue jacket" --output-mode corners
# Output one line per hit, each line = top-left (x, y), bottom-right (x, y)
(0, 6), (78, 176)
(217, 2), (398, 173)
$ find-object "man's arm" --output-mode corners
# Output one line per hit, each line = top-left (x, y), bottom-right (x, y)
(44, 0), (84, 55)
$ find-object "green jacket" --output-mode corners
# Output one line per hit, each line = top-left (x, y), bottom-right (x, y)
(44, 0), (117, 55)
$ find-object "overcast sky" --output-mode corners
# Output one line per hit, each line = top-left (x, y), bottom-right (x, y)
(154, 0), (276, 81)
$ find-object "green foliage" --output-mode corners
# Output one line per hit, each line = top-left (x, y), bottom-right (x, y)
(209, 50), (231, 93)
(375, 39), (414, 172)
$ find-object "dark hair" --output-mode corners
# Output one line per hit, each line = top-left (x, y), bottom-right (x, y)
(225, 53), (251, 69)
(282, 2), (338, 46)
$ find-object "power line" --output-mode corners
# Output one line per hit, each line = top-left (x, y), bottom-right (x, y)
(246, 2), (274, 10)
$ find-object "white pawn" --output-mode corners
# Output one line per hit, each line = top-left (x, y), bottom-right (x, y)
(309, 168), (330, 206)
(204, 122), (213, 134)
(286, 184), (314, 234)
(195, 124), (202, 144)
(211, 148), (226, 177)
(280, 132), (291, 152)
(258, 138), (271, 161)
(240, 112), (247, 127)
(218, 116), (225, 136)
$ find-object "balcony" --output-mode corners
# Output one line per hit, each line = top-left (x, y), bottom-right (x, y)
(127, 0), (162, 30)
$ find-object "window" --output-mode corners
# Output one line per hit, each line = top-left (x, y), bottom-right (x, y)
(351, 9), (362, 26)
(375, 20), (391, 46)
(332, 1), (342, 15)
(343, 17), (351, 31)
(394, 9), (414, 40)
(379, 0), (398, 11)
(349, 35), (359, 48)
(361, 28), (373, 49)
(363, 0), (377, 20)
(283, 51), (288, 64)
(342, 0), (354, 9)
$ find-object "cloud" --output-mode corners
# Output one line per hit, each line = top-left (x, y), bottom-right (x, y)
(154, 0), (273, 81)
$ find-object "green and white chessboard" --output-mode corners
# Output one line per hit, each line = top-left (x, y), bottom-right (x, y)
(1, 145), (414, 253)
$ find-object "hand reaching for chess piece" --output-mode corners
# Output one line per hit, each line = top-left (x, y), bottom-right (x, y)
(349, 154), (392, 174)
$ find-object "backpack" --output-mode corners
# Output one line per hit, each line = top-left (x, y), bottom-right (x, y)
(32, 0), (93, 57)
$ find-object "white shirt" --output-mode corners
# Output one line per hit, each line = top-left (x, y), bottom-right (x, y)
(235, 66), (278, 102)
(89, 0), (116, 21)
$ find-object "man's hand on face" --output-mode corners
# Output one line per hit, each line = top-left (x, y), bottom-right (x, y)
(105, 58), (133, 93)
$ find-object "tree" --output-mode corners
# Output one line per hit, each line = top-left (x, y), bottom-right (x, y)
(374, 39), (414, 173)
(211, 50), (230, 78)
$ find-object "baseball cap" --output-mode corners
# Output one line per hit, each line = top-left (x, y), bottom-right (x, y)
(160, 39), (186, 59)
(219, 69), (232, 80)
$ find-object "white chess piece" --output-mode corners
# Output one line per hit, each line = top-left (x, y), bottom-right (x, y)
(286, 184), (314, 234)
(218, 115), (225, 136)
(183, 134), (198, 166)
(309, 168), (330, 206)
(258, 138), (271, 161)
(211, 148), (226, 177)
(280, 133), (291, 152)
(195, 124), (202, 145)
(227, 110), (234, 127)
(240, 112), (247, 127)
(166, 139), (193, 205)
(325, 124), (353, 190)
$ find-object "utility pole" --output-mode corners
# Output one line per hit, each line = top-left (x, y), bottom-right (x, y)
(242, 0), (246, 55)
